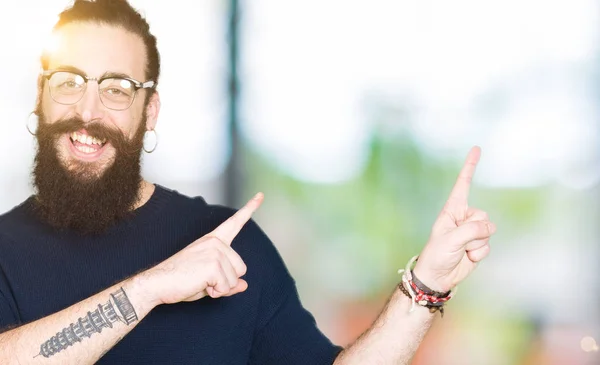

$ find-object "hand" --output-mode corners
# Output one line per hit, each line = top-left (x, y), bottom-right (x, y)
(413, 146), (496, 293)
(142, 193), (264, 306)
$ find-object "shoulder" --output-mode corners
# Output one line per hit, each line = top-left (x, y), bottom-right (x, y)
(153, 184), (210, 211)
(155, 184), (287, 264)
(0, 196), (34, 222)
(155, 185), (244, 232)
(157, 185), (290, 277)
(155, 184), (255, 233)
(0, 197), (37, 239)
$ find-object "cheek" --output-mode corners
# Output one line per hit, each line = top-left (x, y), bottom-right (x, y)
(40, 91), (60, 121)
(120, 104), (146, 139)
(41, 91), (76, 123)
(42, 106), (72, 124)
(112, 113), (140, 139)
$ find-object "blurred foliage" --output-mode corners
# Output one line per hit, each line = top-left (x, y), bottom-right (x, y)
(243, 129), (549, 300)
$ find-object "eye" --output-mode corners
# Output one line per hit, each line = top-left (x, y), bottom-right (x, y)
(55, 74), (84, 89)
(100, 78), (134, 99)
(62, 80), (80, 88)
(106, 88), (124, 96)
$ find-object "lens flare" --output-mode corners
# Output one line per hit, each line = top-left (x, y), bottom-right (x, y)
(581, 336), (598, 352)
(43, 33), (61, 55)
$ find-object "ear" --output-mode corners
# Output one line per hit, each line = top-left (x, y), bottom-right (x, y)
(145, 91), (161, 131)
(35, 74), (45, 115)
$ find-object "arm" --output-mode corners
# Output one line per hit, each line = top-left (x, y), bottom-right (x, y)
(334, 146), (496, 365)
(334, 289), (434, 365)
(0, 193), (265, 364)
(0, 275), (155, 365)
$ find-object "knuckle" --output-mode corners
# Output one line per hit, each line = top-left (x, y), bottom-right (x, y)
(478, 222), (490, 236)
(207, 260), (223, 273)
(222, 217), (234, 228)
(207, 248), (226, 262)
(481, 220), (491, 232)
(474, 209), (489, 220)
(225, 215), (239, 228)
(199, 236), (215, 247)
(460, 174), (472, 184)
(464, 221), (487, 238)
(209, 236), (225, 247)
(206, 250), (219, 262)
(215, 249), (226, 261)
(465, 222), (480, 236)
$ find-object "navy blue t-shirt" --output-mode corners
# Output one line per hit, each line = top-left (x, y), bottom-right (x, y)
(0, 185), (342, 364)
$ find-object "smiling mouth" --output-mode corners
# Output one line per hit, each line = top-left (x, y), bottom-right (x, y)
(69, 131), (108, 154)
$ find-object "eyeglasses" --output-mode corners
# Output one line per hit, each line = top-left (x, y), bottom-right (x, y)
(41, 69), (156, 111)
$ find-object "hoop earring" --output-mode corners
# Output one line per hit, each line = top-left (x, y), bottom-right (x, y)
(26, 112), (39, 136)
(143, 129), (158, 153)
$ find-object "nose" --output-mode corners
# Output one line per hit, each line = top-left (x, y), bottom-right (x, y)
(76, 81), (106, 123)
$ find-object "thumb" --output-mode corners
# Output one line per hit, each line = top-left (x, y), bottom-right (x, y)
(448, 220), (496, 247)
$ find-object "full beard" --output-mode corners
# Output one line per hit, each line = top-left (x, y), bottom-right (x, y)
(31, 111), (146, 235)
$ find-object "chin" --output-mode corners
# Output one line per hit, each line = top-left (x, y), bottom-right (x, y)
(58, 145), (116, 181)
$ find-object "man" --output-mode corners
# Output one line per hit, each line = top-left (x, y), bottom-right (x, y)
(0, 0), (496, 364)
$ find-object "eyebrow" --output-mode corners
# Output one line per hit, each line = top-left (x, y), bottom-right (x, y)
(52, 65), (135, 80)
(102, 72), (135, 80)
(53, 65), (86, 75)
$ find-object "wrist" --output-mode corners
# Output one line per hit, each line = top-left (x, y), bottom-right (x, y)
(398, 256), (456, 318)
(412, 265), (451, 293)
(395, 286), (435, 315)
(124, 271), (162, 314)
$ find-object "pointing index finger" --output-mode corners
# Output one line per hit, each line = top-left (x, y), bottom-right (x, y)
(211, 192), (264, 245)
(446, 146), (481, 209)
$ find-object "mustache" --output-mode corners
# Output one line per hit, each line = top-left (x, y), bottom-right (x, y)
(37, 117), (142, 156)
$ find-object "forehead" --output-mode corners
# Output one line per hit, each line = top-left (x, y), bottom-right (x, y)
(47, 22), (147, 81)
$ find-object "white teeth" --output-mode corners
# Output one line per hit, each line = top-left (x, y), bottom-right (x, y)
(70, 132), (105, 146)
(75, 145), (95, 154)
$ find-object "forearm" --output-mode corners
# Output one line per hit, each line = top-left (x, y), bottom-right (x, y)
(0, 274), (157, 365)
(334, 288), (435, 365)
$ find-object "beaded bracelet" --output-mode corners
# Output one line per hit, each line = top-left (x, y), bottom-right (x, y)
(397, 255), (456, 317)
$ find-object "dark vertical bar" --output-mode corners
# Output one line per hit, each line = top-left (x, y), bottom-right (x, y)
(225, 0), (242, 207)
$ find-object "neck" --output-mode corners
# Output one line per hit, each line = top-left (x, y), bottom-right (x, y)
(134, 180), (156, 210)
